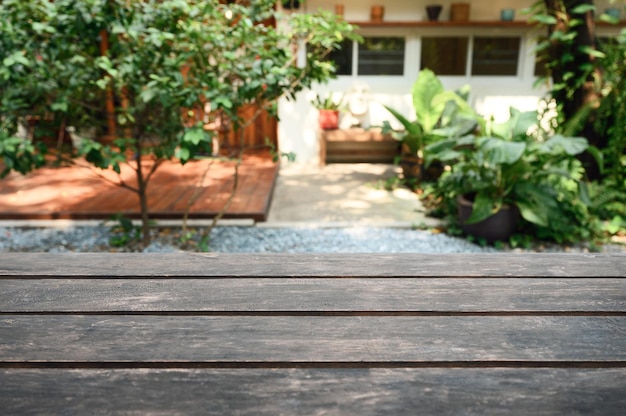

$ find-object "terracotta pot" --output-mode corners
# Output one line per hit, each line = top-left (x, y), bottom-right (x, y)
(457, 195), (520, 244)
(371, 5), (384, 22)
(318, 110), (339, 130)
(450, 3), (470, 22)
(335, 4), (344, 18)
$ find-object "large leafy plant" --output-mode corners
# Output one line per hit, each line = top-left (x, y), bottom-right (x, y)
(427, 108), (596, 243)
(383, 69), (478, 157)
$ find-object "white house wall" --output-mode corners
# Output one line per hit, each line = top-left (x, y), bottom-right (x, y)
(277, 0), (623, 164)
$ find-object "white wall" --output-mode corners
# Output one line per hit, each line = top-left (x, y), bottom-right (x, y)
(278, 0), (624, 164)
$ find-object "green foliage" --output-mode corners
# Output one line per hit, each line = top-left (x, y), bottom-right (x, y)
(527, 0), (602, 104)
(596, 30), (626, 185)
(0, 0), (359, 247)
(383, 69), (479, 157)
(427, 107), (595, 243)
(265, 138), (295, 163)
(106, 214), (142, 248)
(0, 129), (47, 178)
(310, 93), (344, 110)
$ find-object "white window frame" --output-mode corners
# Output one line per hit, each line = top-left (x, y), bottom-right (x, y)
(330, 26), (536, 92)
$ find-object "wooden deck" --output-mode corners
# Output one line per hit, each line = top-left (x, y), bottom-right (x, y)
(0, 150), (279, 222)
(1, 253), (625, 415)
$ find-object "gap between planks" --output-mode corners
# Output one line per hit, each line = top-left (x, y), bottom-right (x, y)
(3, 311), (626, 317)
(2, 361), (626, 370)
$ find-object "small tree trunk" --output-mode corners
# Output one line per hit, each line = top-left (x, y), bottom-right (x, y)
(134, 151), (152, 249)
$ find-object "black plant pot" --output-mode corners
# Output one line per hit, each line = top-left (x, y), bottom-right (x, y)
(282, 0), (300, 10)
(426, 5), (443, 21)
(457, 195), (520, 244)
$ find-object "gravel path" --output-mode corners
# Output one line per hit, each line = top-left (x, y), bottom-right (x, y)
(1, 225), (623, 253)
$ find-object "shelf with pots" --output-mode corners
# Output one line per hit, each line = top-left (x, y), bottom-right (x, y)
(348, 20), (626, 28)
(348, 20), (532, 28)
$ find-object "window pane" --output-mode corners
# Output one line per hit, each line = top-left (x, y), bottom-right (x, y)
(421, 37), (468, 75)
(358, 37), (405, 76)
(472, 37), (521, 76)
(327, 39), (353, 76)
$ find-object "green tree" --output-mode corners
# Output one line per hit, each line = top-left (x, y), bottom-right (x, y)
(0, 0), (359, 248)
(529, 0), (620, 179)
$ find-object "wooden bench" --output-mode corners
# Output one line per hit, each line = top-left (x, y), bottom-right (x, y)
(319, 128), (400, 166)
(1, 253), (625, 414)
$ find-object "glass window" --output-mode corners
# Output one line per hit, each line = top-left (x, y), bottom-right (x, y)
(421, 37), (469, 76)
(357, 37), (405, 76)
(472, 37), (521, 76)
(326, 39), (353, 76)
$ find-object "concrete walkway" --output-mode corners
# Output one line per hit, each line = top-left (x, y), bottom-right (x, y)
(264, 163), (441, 228)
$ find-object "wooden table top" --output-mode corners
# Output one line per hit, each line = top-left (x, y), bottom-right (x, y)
(1, 253), (625, 415)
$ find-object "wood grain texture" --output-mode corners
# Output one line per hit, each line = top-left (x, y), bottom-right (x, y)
(2, 315), (625, 363)
(1, 368), (625, 416)
(1, 252), (625, 277)
(1, 278), (625, 313)
(2, 253), (625, 415)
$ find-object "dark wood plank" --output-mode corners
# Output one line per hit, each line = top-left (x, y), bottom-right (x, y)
(1, 253), (625, 277)
(1, 368), (625, 415)
(2, 315), (625, 362)
(1, 278), (625, 312)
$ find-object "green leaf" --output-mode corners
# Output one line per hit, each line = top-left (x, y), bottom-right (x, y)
(177, 146), (191, 162)
(140, 88), (157, 103)
(481, 138), (526, 165)
(514, 183), (556, 227)
(599, 13), (620, 24)
(411, 69), (444, 133)
(515, 199), (548, 227)
(530, 15), (558, 25)
(466, 192), (500, 224)
(541, 135), (588, 155)
(578, 46), (605, 59)
(578, 181), (591, 206)
(383, 105), (422, 137)
(570, 4), (595, 15)
(182, 127), (205, 145)
(51, 102), (68, 112)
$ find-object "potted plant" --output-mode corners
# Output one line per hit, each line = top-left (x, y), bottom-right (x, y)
(426, 107), (596, 243)
(311, 93), (344, 130)
(382, 68), (478, 184)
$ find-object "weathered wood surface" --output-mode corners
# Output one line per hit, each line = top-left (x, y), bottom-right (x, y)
(2, 278), (625, 312)
(1, 252), (625, 277)
(2, 369), (625, 416)
(0, 253), (625, 415)
(2, 315), (625, 363)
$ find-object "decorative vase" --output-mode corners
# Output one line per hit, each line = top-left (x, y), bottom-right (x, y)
(318, 110), (340, 130)
(371, 5), (384, 22)
(450, 3), (470, 22)
(426, 5), (443, 22)
(500, 8), (515, 21)
(335, 4), (344, 18)
(457, 195), (520, 244)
